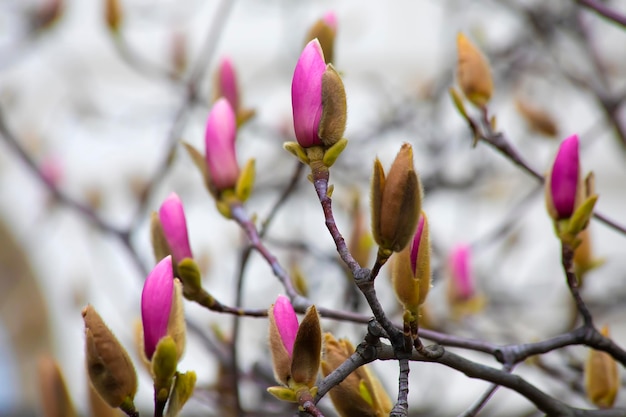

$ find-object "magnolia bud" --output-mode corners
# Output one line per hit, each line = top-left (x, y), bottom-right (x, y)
(456, 33), (493, 107)
(158, 193), (193, 264)
(546, 134), (581, 220)
(268, 295), (299, 385)
(141, 256), (186, 362)
(516, 99), (558, 137)
(305, 12), (337, 64)
(292, 40), (326, 148)
(204, 98), (240, 192)
(104, 0), (122, 32)
(392, 212), (431, 313)
(82, 305), (137, 411)
(371, 143), (422, 253)
(214, 57), (240, 113)
(321, 333), (392, 417)
(585, 326), (619, 408)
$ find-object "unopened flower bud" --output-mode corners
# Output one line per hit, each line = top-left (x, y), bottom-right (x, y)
(104, 0), (122, 33)
(546, 134), (581, 220)
(158, 193), (193, 264)
(268, 296), (321, 389)
(585, 326), (619, 408)
(447, 244), (475, 303)
(204, 98), (240, 192)
(292, 39), (346, 149)
(371, 143), (422, 254)
(141, 256), (186, 362)
(305, 11), (338, 64)
(38, 355), (77, 417)
(322, 334), (392, 417)
(392, 212), (431, 313)
(516, 99), (558, 138)
(268, 295), (299, 385)
(214, 57), (240, 113)
(82, 305), (137, 411)
(456, 33), (493, 107)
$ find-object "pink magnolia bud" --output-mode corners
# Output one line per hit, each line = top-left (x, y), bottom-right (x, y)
(158, 193), (193, 263)
(549, 134), (580, 219)
(449, 244), (474, 301)
(272, 295), (298, 356)
(322, 11), (337, 32)
(39, 155), (63, 188)
(141, 256), (174, 360)
(204, 98), (239, 191)
(291, 39), (326, 148)
(216, 57), (239, 112)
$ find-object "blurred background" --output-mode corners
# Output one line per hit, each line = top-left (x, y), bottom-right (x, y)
(1, 0), (625, 416)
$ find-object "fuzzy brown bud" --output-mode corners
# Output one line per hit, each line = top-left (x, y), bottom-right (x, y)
(585, 326), (619, 408)
(82, 305), (137, 409)
(321, 334), (391, 417)
(456, 33), (493, 107)
(318, 64), (347, 147)
(371, 143), (422, 253)
(516, 99), (558, 137)
(305, 15), (337, 64)
(104, 0), (122, 32)
(291, 306), (322, 387)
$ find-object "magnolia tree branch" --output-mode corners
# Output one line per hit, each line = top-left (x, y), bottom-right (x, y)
(577, 0), (626, 28)
(390, 358), (410, 417)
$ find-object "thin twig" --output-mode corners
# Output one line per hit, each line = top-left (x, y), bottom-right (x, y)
(577, 0), (626, 28)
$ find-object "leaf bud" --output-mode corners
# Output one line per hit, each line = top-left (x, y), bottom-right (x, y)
(585, 326), (619, 408)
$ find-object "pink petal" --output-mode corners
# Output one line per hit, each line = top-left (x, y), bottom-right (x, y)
(141, 256), (174, 359)
(291, 39), (326, 148)
(550, 134), (579, 219)
(159, 192), (193, 262)
(205, 98), (240, 190)
(410, 215), (425, 276)
(272, 295), (299, 356)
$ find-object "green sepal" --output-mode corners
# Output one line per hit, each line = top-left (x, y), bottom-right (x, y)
(152, 336), (178, 403)
(165, 371), (197, 417)
(177, 258), (202, 300)
(215, 199), (232, 218)
(567, 195), (598, 237)
(267, 386), (297, 402)
(283, 142), (310, 165)
(449, 87), (468, 119)
(235, 158), (255, 202)
(322, 138), (348, 167)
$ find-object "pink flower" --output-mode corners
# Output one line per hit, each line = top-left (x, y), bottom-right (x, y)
(216, 57), (239, 112)
(204, 98), (239, 191)
(291, 39), (326, 148)
(141, 256), (174, 360)
(449, 244), (474, 301)
(271, 295), (298, 356)
(158, 192), (193, 263)
(550, 134), (580, 219)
